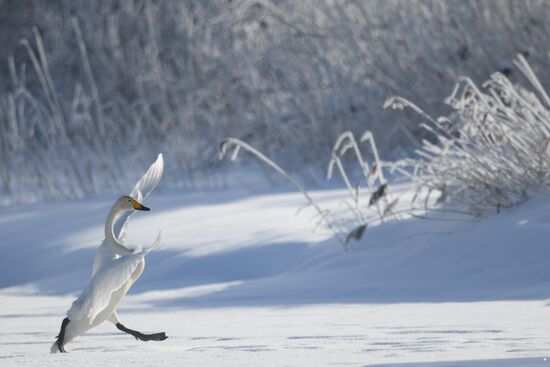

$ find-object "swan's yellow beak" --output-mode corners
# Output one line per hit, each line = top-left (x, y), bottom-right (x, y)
(132, 199), (150, 211)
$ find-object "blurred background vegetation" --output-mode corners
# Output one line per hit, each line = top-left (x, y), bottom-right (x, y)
(0, 0), (548, 203)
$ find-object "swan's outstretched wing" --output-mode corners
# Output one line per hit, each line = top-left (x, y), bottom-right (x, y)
(68, 251), (146, 324)
(129, 153), (165, 203)
(114, 153), (164, 243)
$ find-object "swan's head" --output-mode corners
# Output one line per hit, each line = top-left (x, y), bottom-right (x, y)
(117, 195), (150, 212)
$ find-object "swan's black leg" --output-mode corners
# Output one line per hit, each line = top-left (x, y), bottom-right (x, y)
(116, 322), (168, 341)
(55, 317), (70, 353)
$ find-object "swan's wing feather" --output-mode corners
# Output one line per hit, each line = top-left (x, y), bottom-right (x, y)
(148, 230), (162, 252)
(129, 153), (164, 202)
(91, 239), (111, 276)
(68, 251), (146, 323)
(113, 154), (164, 242)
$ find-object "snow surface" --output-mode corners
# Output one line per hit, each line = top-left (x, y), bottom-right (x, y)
(1, 186), (550, 366)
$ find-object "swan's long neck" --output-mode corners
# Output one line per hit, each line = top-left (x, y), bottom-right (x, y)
(104, 205), (133, 255)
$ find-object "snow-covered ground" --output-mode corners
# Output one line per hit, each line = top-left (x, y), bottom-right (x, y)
(1, 186), (550, 366)
(1, 293), (549, 366)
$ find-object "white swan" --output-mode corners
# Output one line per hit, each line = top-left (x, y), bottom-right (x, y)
(51, 154), (167, 353)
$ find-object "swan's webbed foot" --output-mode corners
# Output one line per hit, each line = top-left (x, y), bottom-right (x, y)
(136, 331), (168, 341)
(116, 322), (168, 342)
(55, 317), (70, 353)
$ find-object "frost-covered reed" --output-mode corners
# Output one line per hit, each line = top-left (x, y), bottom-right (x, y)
(220, 132), (400, 248)
(386, 55), (550, 216)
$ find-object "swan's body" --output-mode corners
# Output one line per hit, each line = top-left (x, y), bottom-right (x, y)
(51, 154), (166, 353)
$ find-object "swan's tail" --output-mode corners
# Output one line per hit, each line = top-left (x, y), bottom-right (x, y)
(50, 341), (59, 354)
